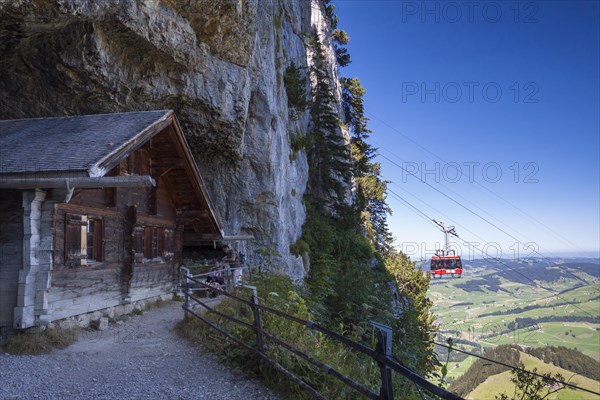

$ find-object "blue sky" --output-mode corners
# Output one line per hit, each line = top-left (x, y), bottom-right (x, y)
(335, 1), (599, 259)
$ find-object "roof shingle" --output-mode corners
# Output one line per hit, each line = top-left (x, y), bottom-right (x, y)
(0, 110), (171, 176)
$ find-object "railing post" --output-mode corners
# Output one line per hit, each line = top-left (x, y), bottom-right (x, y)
(242, 253), (251, 282)
(181, 266), (190, 318)
(244, 285), (264, 354)
(371, 321), (394, 400)
(226, 266), (232, 292)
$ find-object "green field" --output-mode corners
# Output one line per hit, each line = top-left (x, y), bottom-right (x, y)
(446, 352), (477, 380)
(430, 277), (599, 359)
(467, 352), (600, 400)
(477, 322), (600, 358)
(429, 260), (600, 394)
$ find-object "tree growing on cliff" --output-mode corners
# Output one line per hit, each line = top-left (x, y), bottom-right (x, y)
(305, 32), (352, 213)
(283, 61), (309, 120)
(298, 5), (436, 384)
(324, 1), (351, 66)
(341, 77), (393, 254)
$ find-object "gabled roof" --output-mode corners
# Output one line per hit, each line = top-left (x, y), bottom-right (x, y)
(0, 110), (223, 238)
(0, 110), (171, 177)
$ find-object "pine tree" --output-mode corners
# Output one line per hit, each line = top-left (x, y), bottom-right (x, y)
(341, 77), (393, 254)
(283, 61), (309, 118)
(306, 33), (352, 213)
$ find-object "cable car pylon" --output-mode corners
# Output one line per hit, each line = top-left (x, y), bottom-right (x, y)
(431, 219), (463, 279)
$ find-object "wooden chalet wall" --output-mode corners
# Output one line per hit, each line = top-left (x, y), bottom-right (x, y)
(0, 113), (221, 330)
(48, 144), (181, 322)
(0, 190), (23, 331)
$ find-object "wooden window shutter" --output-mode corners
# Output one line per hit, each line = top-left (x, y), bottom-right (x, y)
(156, 227), (164, 257)
(144, 226), (153, 259)
(93, 219), (103, 261)
(65, 214), (86, 267)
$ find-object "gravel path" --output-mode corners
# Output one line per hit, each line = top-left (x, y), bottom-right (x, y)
(0, 301), (280, 400)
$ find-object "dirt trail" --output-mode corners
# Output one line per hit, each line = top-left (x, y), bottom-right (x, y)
(0, 301), (279, 399)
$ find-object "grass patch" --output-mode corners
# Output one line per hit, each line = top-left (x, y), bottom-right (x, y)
(131, 308), (143, 316)
(1, 326), (80, 355)
(144, 298), (168, 311)
(173, 293), (183, 302)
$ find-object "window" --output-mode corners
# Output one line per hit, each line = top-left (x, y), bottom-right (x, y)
(86, 218), (103, 261)
(134, 226), (173, 262)
(65, 214), (103, 267)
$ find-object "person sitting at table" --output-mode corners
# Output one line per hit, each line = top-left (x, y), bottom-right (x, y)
(206, 262), (224, 297)
(206, 262), (225, 285)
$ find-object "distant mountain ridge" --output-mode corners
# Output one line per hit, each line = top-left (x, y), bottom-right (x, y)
(427, 259), (600, 292)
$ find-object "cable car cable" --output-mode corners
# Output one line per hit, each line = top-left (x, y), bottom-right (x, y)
(386, 189), (598, 318)
(367, 111), (596, 259)
(388, 184), (538, 284)
(452, 236), (598, 319)
(388, 188), (557, 288)
(389, 183), (484, 243)
(379, 153), (596, 289)
(430, 340), (600, 396)
(389, 190), (599, 394)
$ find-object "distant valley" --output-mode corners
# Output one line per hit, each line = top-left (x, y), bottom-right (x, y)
(426, 258), (600, 398)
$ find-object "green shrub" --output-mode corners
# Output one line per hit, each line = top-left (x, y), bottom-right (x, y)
(290, 133), (308, 152)
(283, 62), (309, 118)
(289, 239), (309, 256)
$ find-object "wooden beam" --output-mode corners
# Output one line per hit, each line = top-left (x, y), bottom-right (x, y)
(160, 175), (182, 210)
(151, 166), (175, 177)
(175, 217), (203, 224)
(167, 121), (223, 233)
(0, 176), (156, 189)
(183, 232), (223, 242)
(223, 235), (255, 240)
(177, 210), (210, 218)
(151, 159), (185, 168)
(92, 112), (173, 175)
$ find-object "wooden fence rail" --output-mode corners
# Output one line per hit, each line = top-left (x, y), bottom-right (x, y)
(182, 271), (463, 400)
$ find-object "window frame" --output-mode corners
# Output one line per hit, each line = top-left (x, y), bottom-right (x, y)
(135, 225), (173, 263)
(64, 213), (104, 267)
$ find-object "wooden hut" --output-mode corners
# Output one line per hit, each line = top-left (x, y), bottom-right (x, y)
(0, 110), (223, 330)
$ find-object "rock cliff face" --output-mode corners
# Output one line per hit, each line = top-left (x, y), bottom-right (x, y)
(0, 0), (340, 280)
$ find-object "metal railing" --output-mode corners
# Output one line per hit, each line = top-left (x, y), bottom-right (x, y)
(180, 265), (251, 296)
(181, 271), (463, 400)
